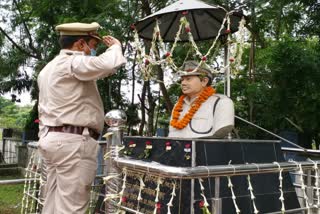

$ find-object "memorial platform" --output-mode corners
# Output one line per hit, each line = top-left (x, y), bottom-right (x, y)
(119, 137), (300, 214)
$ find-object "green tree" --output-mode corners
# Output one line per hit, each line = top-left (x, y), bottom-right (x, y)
(232, 38), (320, 148)
(1, 0), (320, 142)
(0, 96), (32, 129)
(0, 0), (146, 133)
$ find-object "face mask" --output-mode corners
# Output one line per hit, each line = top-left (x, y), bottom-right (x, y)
(90, 48), (97, 56)
(84, 41), (97, 56)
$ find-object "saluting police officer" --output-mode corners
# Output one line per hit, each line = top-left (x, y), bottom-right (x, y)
(168, 61), (234, 138)
(37, 22), (126, 213)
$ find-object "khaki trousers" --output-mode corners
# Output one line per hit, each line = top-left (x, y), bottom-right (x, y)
(38, 130), (98, 214)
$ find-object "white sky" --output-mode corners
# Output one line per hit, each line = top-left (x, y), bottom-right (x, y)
(3, 91), (33, 106)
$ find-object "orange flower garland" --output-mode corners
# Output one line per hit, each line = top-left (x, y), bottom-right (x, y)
(170, 86), (216, 129)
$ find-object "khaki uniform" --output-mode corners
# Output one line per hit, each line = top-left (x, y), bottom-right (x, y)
(37, 45), (126, 213)
(169, 94), (234, 138)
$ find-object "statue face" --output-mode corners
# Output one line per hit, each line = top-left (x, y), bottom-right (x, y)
(180, 75), (208, 99)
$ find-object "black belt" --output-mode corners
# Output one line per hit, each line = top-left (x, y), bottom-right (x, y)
(48, 125), (100, 140)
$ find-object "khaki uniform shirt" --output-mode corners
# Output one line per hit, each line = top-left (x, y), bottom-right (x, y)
(169, 94), (234, 138)
(37, 45), (126, 137)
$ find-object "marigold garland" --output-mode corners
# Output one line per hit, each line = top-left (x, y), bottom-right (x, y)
(170, 87), (216, 129)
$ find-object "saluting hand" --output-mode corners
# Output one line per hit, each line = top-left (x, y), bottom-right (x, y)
(102, 36), (121, 47)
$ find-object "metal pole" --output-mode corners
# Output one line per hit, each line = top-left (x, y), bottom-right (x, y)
(223, 46), (227, 96)
(235, 115), (306, 151)
(224, 41), (232, 139)
(227, 42), (231, 97)
(104, 126), (124, 213)
(213, 177), (222, 213)
(2, 138), (6, 163)
(191, 141), (196, 214)
(114, 158), (315, 179)
(104, 110), (127, 213)
(0, 179), (30, 185)
(224, 38), (231, 97)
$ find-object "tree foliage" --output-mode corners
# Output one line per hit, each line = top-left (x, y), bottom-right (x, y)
(0, 0), (320, 147)
(0, 0), (146, 133)
(0, 96), (32, 129)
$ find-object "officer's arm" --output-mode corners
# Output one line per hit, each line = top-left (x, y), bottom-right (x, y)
(70, 44), (126, 81)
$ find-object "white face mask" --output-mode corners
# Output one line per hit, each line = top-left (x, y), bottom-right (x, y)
(85, 42), (97, 56)
(90, 48), (97, 56)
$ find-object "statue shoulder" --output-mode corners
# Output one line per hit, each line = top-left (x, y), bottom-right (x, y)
(208, 93), (234, 105)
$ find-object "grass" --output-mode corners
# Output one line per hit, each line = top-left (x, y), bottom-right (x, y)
(0, 175), (25, 214)
(0, 175), (100, 213)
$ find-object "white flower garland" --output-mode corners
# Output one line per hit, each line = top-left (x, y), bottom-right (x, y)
(273, 162), (285, 213)
(103, 173), (122, 202)
(227, 161), (241, 213)
(227, 175), (241, 213)
(166, 181), (176, 214)
(204, 16), (228, 60)
(309, 159), (320, 208)
(247, 174), (259, 214)
(136, 176), (145, 212)
(118, 168), (128, 205)
(113, 168), (128, 214)
(103, 145), (125, 160)
(233, 17), (246, 74)
(290, 160), (310, 212)
(153, 177), (163, 214)
(198, 178), (211, 214)
(133, 12), (248, 81)
(299, 163), (310, 211)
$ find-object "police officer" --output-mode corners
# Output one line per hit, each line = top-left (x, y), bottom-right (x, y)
(37, 22), (126, 213)
(168, 61), (234, 138)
